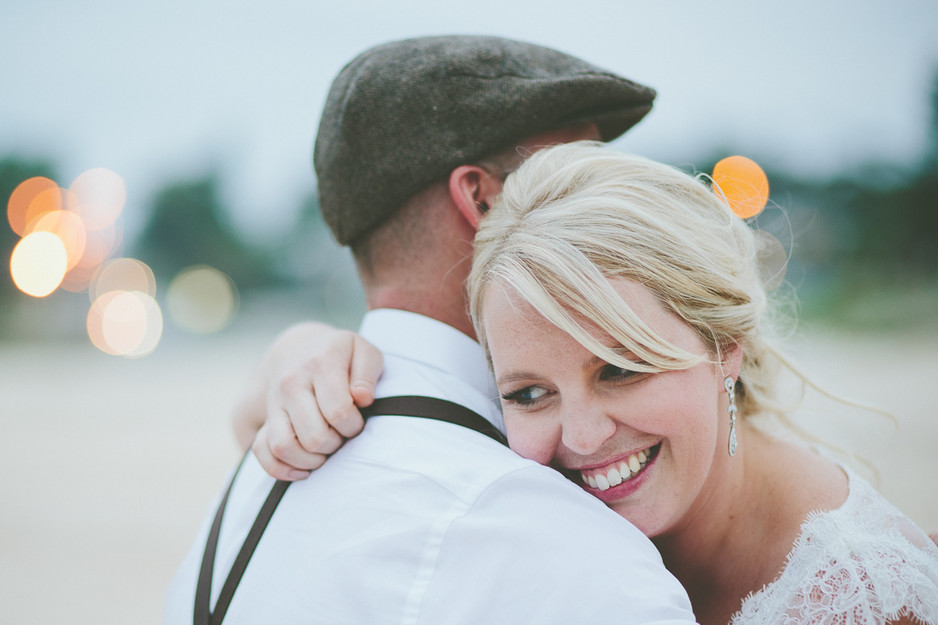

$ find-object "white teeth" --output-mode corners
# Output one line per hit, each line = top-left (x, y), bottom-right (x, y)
(579, 445), (657, 489)
(618, 461), (632, 480)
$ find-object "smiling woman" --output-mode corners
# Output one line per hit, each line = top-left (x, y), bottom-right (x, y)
(481, 277), (733, 539)
(467, 142), (938, 625)
(224, 139), (938, 625)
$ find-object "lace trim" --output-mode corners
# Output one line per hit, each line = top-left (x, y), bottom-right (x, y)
(731, 469), (938, 625)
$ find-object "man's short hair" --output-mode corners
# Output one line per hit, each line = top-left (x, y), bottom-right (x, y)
(314, 35), (656, 246)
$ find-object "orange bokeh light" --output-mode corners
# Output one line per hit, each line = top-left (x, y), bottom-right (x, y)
(7, 176), (58, 236)
(14, 185), (80, 238)
(712, 156), (769, 219)
(7, 170), (131, 305)
(28, 210), (87, 270)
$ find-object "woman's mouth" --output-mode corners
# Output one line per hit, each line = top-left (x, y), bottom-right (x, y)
(577, 443), (661, 491)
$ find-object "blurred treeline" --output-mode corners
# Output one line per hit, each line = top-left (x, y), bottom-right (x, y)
(2, 73), (937, 335)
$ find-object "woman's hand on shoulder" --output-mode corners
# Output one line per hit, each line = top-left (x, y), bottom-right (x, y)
(232, 322), (384, 480)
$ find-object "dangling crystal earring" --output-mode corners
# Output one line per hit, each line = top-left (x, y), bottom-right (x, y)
(724, 377), (738, 456)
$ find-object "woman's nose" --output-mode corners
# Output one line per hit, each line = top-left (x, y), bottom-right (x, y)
(560, 400), (618, 456)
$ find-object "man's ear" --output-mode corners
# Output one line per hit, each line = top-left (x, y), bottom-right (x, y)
(448, 165), (502, 230)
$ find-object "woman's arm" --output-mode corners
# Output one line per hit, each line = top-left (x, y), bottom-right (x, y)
(231, 322), (384, 480)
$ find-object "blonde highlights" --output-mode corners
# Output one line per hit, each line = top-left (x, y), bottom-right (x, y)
(468, 142), (783, 419)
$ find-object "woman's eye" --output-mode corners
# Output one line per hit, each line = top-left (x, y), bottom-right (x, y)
(501, 385), (548, 406)
(599, 364), (641, 382)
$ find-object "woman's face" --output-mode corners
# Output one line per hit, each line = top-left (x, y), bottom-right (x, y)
(483, 278), (735, 537)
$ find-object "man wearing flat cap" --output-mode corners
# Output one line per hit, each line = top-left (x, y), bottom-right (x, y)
(165, 35), (695, 624)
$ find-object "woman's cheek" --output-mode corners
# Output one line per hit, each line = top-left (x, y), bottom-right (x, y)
(505, 414), (559, 465)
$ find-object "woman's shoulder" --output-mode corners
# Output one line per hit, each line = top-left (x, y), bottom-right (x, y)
(733, 463), (938, 625)
(805, 468), (931, 553)
(756, 437), (849, 523)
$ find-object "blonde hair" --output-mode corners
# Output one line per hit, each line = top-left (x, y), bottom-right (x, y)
(468, 142), (786, 420)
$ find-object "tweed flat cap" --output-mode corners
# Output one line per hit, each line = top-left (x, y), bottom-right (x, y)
(314, 35), (656, 245)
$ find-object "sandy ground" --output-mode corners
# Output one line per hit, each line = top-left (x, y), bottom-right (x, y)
(1, 321), (936, 624)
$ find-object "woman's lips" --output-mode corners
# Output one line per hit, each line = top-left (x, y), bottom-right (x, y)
(573, 443), (661, 499)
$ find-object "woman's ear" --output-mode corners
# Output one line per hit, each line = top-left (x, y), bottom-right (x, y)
(449, 165), (503, 230)
(721, 343), (744, 386)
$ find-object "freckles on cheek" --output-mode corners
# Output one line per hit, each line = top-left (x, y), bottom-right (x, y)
(505, 418), (557, 466)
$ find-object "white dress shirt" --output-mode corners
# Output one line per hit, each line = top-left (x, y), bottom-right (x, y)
(165, 309), (696, 624)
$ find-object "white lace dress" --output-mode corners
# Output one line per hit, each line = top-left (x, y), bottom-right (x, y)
(732, 468), (938, 625)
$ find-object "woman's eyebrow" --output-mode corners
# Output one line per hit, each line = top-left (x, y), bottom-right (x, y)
(586, 345), (639, 368)
(494, 370), (540, 387)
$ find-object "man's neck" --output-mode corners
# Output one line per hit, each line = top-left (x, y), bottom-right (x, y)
(366, 286), (476, 340)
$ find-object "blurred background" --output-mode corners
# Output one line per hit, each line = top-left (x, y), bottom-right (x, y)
(1, 1), (936, 622)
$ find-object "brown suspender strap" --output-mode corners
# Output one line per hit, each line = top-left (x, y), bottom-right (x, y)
(359, 395), (507, 446)
(194, 395), (506, 625)
(195, 457), (289, 625)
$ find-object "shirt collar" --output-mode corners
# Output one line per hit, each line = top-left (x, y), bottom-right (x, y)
(359, 308), (496, 402)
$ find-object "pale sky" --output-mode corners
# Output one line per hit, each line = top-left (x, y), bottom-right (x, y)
(3, 0), (937, 239)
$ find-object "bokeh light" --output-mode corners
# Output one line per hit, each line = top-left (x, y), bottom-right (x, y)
(28, 210), (87, 270)
(166, 265), (238, 334)
(22, 186), (80, 237)
(8, 172), (125, 297)
(10, 231), (68, 297)
(60, 221), (123, 292)
(59, 263), (102, 294)
(87, 290), (163, 358)
(712, 156), (769, 219)
(5, 169), (166, 358)
(69, 168), (126, 231)
(7, 176), (58, 236)
(90, 257), (156, 302)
